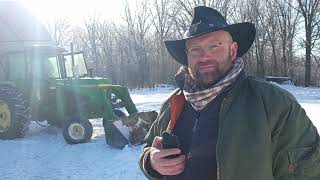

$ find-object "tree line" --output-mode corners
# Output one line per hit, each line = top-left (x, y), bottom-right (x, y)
(47, 0), (320, 87)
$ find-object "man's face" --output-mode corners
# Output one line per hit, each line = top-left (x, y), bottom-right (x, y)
(186, 30), (238, 88)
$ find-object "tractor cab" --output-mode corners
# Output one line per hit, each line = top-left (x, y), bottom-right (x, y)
(62, 51), (89, 79)
(1, 46), (67, 113)
(0, 45), (93, 104)
(0, 45), (90, 80)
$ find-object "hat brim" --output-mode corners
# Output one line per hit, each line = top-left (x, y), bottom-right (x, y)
(164, 22), (256, 65)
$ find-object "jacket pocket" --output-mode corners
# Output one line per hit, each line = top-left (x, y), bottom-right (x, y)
(287, 146), (320, 179)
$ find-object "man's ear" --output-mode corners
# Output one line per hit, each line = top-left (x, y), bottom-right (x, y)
(230, 41), (238, 59)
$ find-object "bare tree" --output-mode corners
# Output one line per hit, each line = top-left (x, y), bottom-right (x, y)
(173, 0), (233, 17)
(250, 0), (269, 77)
(98, 21), (116, 79)
(151, 0), (179, 84)
(273, 0), (300, 77)
(256, 1), (280, 75)
(83, 14), (103, 77)
(119, 0), (153, 87)
(46, 17), (72, 48)
(295, 0), (320, 86)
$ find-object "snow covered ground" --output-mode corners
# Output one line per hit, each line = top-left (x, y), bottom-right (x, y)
(0, 84), (319, 180)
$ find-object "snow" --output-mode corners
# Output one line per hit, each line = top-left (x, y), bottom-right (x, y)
(0, 84), (319, 180)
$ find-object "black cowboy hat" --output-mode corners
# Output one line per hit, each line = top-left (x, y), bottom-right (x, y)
(164, 6), (256, 65)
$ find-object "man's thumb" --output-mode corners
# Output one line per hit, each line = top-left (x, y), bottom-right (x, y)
(151, 136), (163, 148)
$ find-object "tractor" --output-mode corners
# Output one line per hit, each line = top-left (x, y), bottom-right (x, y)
(0, 44), (157, 148)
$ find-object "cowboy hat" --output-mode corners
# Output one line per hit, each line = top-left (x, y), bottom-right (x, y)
(164, 6), (256, 65)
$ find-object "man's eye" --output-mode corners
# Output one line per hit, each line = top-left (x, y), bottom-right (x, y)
(207, 44), (218, 50)
(189, 48), (202, 54)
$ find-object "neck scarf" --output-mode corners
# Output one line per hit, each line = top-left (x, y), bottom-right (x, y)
(176, 57), (244, 111)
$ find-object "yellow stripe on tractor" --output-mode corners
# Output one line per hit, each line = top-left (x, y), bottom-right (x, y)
(63, 84), (113, 88)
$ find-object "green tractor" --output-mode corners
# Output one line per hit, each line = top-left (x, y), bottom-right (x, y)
(0, 45), (157, 148)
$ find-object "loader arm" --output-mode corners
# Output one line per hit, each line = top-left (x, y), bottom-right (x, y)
(109, 85), (138, 115)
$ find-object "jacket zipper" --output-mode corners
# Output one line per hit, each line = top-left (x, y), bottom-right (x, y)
(216, 125), (222, 179)
(217, 98), (228, 180)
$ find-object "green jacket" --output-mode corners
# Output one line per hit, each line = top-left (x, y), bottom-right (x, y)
(139, 76), (320, 180)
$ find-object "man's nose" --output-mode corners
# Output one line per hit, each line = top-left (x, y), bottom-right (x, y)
(199, 49), (212, 62)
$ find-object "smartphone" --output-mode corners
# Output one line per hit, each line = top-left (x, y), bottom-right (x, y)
(162, 131), (181, 158)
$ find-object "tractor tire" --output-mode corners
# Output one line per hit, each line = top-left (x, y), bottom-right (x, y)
(113, 109), (126, 118)
(0, 86), (30, 139)
(62, 116), (93, 144)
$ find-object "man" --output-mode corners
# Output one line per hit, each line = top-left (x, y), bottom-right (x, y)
(139, 6), (320, 180)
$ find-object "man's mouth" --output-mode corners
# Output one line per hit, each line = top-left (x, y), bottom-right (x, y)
(199, 65), (216, 69)
(198, 64), (216, 72)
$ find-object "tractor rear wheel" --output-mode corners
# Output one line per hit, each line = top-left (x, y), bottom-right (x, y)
(62, 116), (93, 144)
(0, 86), (30, 139)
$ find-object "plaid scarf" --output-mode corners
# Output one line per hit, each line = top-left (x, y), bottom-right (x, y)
(176, 57), (244, 111)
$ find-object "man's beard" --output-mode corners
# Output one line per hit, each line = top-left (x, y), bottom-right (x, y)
(190, 55), (233, 89)
(195, 66), (224, 88)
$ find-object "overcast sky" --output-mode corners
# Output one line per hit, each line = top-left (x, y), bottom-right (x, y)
(16, 0), (127, 25)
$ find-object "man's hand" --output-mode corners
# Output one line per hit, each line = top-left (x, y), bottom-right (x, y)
(149, 136), (186, 176)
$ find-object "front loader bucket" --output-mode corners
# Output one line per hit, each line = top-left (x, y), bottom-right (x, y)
(103, 111), (158, 148)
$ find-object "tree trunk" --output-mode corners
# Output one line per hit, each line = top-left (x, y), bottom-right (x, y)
(305, 24), (312, 86)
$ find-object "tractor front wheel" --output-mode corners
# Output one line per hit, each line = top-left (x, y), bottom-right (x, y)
(62, 117), (93, 144)
(0, 86), (30, 139)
